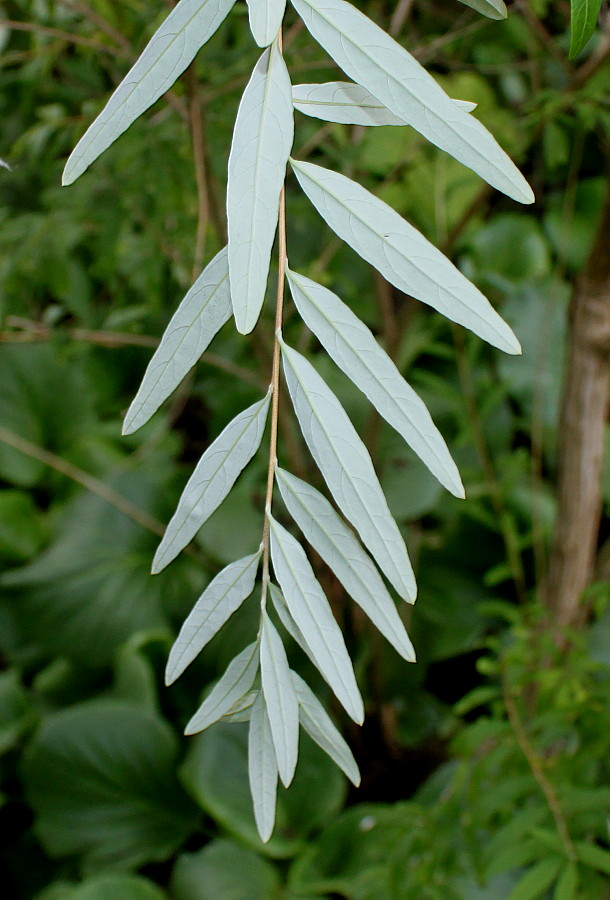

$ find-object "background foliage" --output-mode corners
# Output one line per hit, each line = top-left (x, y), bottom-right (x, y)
(0, 0), (609, 897)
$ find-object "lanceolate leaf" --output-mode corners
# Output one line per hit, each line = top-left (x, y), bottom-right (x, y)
(123, 248), (231, 436)
(456, 0), (508, 20)
(165, 550), (262, 685)
(62, 0), (236, 185)
(260, 612), (299, 786)
(280, 340), (416, 601)
(286, 268), (463, 496)
(290, 0), (533, 203)
(292, 82), (476, 126)
(268, 512), (364, 723)
(275, 467), (416, 661)
(152, 391), (271, 573)
(269, 583), (309, 652)
(569, 0), (602, 58)
(185, 642), (259, 734)
(227, 42), (294, 334)
(291, 160), (521, 355)
(248, 693), (278, 842)
(246, 0), (287, 47)
(291, 671), (360, 785)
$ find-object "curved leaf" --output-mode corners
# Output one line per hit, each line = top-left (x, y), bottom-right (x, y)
(153, 391), (271, 573)
(291, 159), (521, 355)
(166, 550), (262, 685)
(246, 0), (287, 47)
(248, 693), (278, 842)
(268, 511), (364, 722)
(185, 642), (259, 734)
(227, 42), (294, 333)
(457, 0), (508, 20)
(290, 0), (533, 203)
(63, 0), (236, 184)
(123, 248), (231, 436)
(260, 612), (299, 786)
(569, 0), (602, 58)
(275, 467), (415, 661)
(280, 339), (416, 600)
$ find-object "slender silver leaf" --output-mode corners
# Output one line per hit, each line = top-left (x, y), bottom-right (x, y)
(246, 0), (287, 46)
(153, 391), (271, 573)
(292, 81), (476, 125)
(260, 612), (299, 786)
(280, 340), (416, 601)
(221, 690), (257, 723)
(276, 467), (416, 661)
(268, 584), (313, 661)
(286, 268), (463, 496)
(290, 0), (533, 203)
(185, 642), (259, 734)
(291, 671), (360, 785)
(248, 693), (278, 842)
(291, 160), (521, 355)
(63, 0), (235, 185)
(166, 549), (262, 685)
(268, 511), (364, 723)
(123, 248), (231, 435)
(457, 0), (508, 21)
(227, 42), (294, 334)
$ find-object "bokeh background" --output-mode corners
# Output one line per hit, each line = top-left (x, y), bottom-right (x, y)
(1, 1), (609, 897)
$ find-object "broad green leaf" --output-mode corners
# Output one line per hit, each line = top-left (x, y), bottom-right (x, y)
(457, 0), (508, 20)
(248, 693), (279, 842)
(227, 42), (294, 333)
(260, 612), (299, 787)
(123, 248), (231, 436)
(569, 0), (602, 58)
(62, 0), (236, 184)
(507, 858), (564, 900)
(268, 511), (364, 722)
(291, 160), (521, 355)
(152, 391), (271, 573)
(280, 340), (416, 600)
(166, 550), (261, 685)
(292, 81), (476, 125)
(246, 0), (287, 47)
(286, 268), (463, 496)
(72, 875), (166, 900)
(553, 863), (579, 900)
(23, 701), (198, 869)
(185, 641), (259, 734)
(275, 467), (415, 661)
(171, 840), (281, 900)
(291, 671), (360, 786)
(290, 0), (533, 203)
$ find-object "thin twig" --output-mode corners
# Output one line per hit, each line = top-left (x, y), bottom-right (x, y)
(0, 18), (131, 58)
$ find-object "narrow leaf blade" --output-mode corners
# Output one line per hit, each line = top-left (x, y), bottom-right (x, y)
(276, 467), (415, 661)
(290, 0), (533, 203)
(166, 550), (262, 685)
(153, 391), (271, 573)
(246, 0), (287, 47)
(260, 612), (299, 786)
(291, 670), (360, 785)
(123, 248), (231, 435)
(291, 159), (520, 355)
(268, 512), (364, 722)
(227, 42), (294, 334)
(280, 340), (416, 601)
(248, 693), (278, 842)
(63, 0), (235, 184)
(457, 0), (508, 20)
(569, 0), (602, 58)
(286, 267), (463, 496)
(185, 642), (259, 734)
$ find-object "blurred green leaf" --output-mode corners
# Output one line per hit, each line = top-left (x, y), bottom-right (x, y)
(171, 839), (281, 900)
(0, 669), (35, 754)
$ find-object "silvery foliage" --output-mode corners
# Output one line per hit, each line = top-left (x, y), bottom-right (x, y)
(62, 0), (532, 841)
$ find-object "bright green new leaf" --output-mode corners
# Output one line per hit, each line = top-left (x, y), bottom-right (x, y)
(569, 0), (602, 58)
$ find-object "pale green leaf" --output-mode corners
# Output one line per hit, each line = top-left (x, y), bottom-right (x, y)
(569, 0), (602, 58)
(185, 642), (259, 734)
(291, 671), (360, 786)
(290, 0), (533, 203)
(123, 248), (231, 436)
(456, 0), (508, 20)
(221, 691), (257, 723)
(260, 612), (299, 787)
(292, 81), (476, 125)
(246, 0), (287, 47)
(286, 268), (463, 496)
(62, 0), (235, 184)
(291, 159), (521, 355)
(275, 467), (415, 661)
(227, 42), (294, 333)
(248, 693), (278, 842)
(166, 550), (262, 685)
(280, 340), (416, 600)
(268, 512), (364, 722)
(152, 391), (271, 573)
(269, 584), (311, 656)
